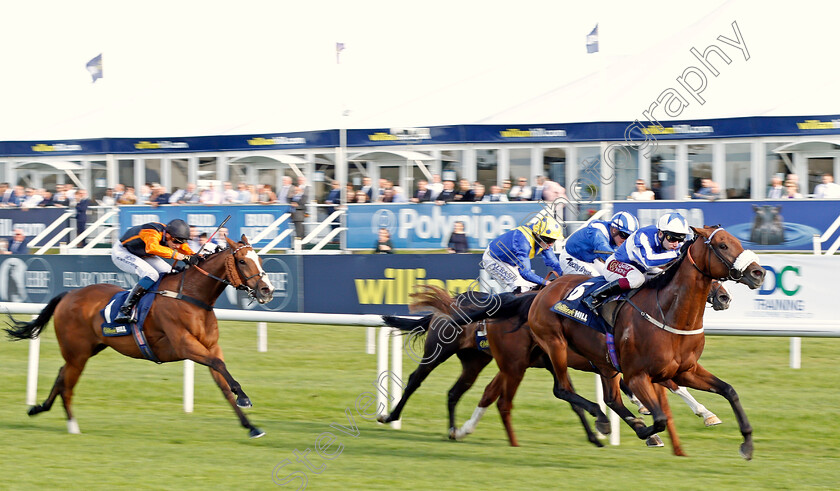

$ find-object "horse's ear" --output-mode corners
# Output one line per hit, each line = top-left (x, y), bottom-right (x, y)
(690, 226), (706, 237)
(225, 234), (237, 248)
(240, 234), (250, 245)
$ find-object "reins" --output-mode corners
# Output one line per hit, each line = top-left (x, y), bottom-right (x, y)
(157, 243), (262, 310)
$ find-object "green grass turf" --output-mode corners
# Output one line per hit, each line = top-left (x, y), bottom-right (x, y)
(1, 321), (838, 490)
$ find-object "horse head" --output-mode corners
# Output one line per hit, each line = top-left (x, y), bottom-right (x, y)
(223, 234), (275, 304)
(708, 280), (731, 311)
(690, 225), (765, 289)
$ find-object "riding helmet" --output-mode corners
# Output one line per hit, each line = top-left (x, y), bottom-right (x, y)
(610, 211), (640, 235)
(165, 219), (191, 240)
(530, 215), (563, 241)
(656, 212), (690, 235)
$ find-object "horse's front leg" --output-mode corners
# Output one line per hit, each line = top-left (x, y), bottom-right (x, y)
(172, 334), (252, 408)
(655, 382), (685, 456)
(205, 344), (264, 438)
(626, 373), (669, 440)
(602, 374), (663, 447)
(672, 364), (753, 460)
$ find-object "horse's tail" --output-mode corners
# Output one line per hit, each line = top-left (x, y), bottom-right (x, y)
(382, 313), (434, 333)
(4, 292), (68, 341)
(449, 291), (538, 327)
(408, 284), (456, 314)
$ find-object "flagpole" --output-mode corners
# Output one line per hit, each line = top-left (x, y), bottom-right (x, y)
(336, 42), (348, 249)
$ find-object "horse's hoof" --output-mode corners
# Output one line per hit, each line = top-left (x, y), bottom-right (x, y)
(589, 437), (605, 448)
(376, 414), (391, 424)
(638, 406), (651, 416)
(739, 442), (753, 460)
(448, 428), (457, 440)
(595, 420), (611, 435)
(645, 435), (664, 447)
(704, 415), (722, 426)
(236, 397), (252, 408)
(27, 405), (41, 416)
(249, 427), (265, 439)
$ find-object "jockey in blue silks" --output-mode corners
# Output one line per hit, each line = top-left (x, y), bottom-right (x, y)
(557, 211), (639, 276)
(582, 212), (690, 310)
(482, 215), (564, 293)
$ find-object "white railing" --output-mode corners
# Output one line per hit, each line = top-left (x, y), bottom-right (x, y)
(813, 213), (840, 255)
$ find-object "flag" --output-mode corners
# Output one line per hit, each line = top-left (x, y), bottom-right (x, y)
(86, 53), (103, 82)
(335, 42), (345, 64)
(586, 24), (599, 54)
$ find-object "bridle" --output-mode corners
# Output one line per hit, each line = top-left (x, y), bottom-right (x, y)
(179, 244), (265, 304)
(686, 227), (760, 282)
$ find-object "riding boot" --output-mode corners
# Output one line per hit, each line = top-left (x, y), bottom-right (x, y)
(114, 284), (148, 324)
(582, 280), (626, 311)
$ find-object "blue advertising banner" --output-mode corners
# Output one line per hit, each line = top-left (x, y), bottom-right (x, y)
(0, 208), (72, 248)
(0, 254), (300, 312)
(345, 201), (551, 250)
(613, 200), (840, 251)
(118, 205), (293, 248)
(5, 115), (840, 157)
(302, 253), (490, 314)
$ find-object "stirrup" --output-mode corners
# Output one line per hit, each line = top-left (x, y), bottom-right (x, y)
(114, 308), (136, 324)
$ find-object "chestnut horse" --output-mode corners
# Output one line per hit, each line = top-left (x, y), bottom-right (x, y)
(525, 226), (764, 458)
(5, 235), (274, 438)
(383, 282), (729, 449)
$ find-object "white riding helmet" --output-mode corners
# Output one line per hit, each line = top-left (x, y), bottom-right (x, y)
(656, 212), (690, 235)
(610, 212), (640, 235)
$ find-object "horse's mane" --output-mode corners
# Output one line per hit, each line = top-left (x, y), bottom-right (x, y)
(645, 237), (695, 291)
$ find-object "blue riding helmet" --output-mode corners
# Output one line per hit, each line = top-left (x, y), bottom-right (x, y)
(610, 211), (640, 235)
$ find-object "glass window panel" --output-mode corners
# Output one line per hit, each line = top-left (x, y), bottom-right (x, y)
(574, 146), (601, 202)
(509, 148), (531, 187)
(650, 145), (676, 200)
(198, 157), (216, 182)
(144, 158), (161, 186)
(171, 158), (189, 197)
(443, 149), (464, 183)
(687, 144), (713, 196)
(543, 148), (566, 188)
(475, 149), (497, 191)
(609, 145), (638, 200)
(807, 157), (834, 195)
(118, 159), (135, 188)
(725, 143), (750, 199)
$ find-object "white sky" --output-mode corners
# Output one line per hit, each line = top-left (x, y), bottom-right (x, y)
(2, 0), (839, 140)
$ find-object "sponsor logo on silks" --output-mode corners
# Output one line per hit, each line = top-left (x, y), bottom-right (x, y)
(500, 128), (567, 138)
(641, 124), (714, 135)
(552, 301), (589, 323)
(796, 119), (840, 130)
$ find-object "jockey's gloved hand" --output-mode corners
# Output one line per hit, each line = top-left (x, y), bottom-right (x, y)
(186, 254), (202, 266)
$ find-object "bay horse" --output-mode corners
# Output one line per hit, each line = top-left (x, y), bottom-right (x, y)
(383, 282), (729, 449)
(522, 225), (764, 458)
(4, 235), (274, 438)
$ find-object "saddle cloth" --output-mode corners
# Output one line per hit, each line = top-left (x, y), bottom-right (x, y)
(549, 277), (616, 334)
(100, 280), (160, 336)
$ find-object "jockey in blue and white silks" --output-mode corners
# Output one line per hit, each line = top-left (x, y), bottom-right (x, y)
(482, 215), (564, 292)
(582, 212), (690, 310)
(557, 211), (639, 276)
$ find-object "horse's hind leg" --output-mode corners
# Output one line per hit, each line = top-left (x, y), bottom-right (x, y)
(28, 366), (66, 416)
(446, 351), (492, 434)
(656, 382), (685, 456)
(452, 372), (502, 440)
(377, 340), (460, 424)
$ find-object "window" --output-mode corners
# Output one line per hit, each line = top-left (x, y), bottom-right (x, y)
(687, 144), (713, 196)
(649, 146), (677, 200)
(509, 148), (531, 186)
(725, 143), (751, 199)
(542, 148), (566, 188)
(475, 149), (497, 191)
(607, 144), (638, 199)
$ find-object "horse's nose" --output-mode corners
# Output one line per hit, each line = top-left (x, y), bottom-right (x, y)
(750, 267), (766, 282)
(719, 294), (731, 305)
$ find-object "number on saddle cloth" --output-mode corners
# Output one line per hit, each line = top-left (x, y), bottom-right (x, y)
(549, 278), (614, 334)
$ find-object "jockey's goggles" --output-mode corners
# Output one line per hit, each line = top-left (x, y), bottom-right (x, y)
(616, 231), (630, 240)
(663, 232), (686, 243)
(171, 237), (186, 244)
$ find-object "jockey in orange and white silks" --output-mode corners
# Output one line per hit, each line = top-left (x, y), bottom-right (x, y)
(481, 215), (564, 293)
(111, 218), (198, 323)
(582, 212), (689, 311)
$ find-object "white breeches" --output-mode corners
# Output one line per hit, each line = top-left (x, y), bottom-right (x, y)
(111, 242), (172, 281)
(603, 255), (646, 288)
(481, 250), (538, 292)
